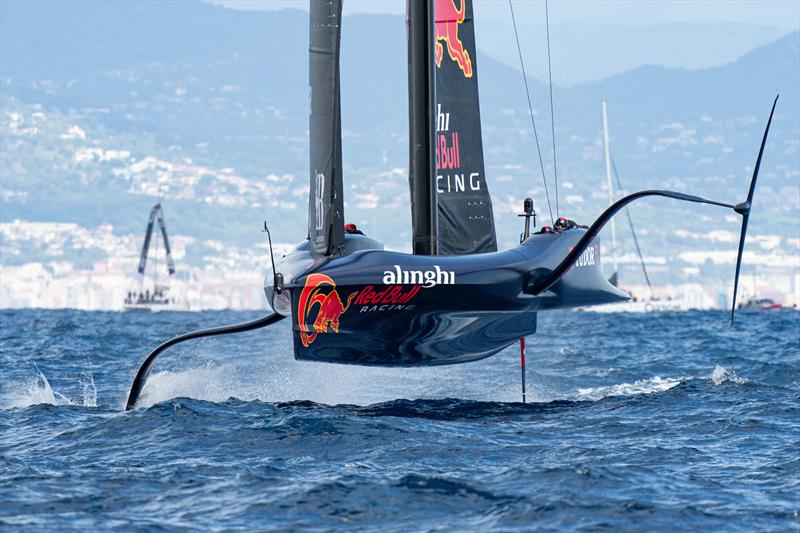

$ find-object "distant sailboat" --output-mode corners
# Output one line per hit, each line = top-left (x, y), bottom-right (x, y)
(124, 203), (187, 312)
(590, 101), (694, 313)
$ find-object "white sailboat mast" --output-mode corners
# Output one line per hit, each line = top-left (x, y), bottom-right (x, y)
(602, 100), (618, 274)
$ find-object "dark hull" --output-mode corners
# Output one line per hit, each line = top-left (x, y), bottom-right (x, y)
(267, 230), (627, 366)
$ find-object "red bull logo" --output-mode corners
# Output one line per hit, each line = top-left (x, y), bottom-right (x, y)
(434, 0), (473, 78)
(297, 273), (358, 347)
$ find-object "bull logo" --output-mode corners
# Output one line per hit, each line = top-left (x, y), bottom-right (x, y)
(297, 273), (358, 347)
(434, 0), (473, 78)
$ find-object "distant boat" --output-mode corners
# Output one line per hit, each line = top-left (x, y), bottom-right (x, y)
(738, 297), (782, 310)
(124, 203), (188, 312)
(736, 273), (782, 310)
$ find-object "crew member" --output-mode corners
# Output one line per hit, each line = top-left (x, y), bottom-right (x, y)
(344, 223), (365, 235)
(554, 217), (578, 232)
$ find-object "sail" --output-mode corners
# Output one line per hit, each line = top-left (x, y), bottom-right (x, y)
(308, 0), (345, 257)
(432, 0), (496, 255)
(408, 0), (497, 256)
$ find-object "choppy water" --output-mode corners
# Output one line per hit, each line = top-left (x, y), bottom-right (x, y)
(1, 308), (798, 531)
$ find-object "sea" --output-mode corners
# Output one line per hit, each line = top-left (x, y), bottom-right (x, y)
(1, 308), (798, 531)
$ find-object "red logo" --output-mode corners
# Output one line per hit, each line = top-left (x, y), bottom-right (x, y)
(297, 273), (358, 347)
(434, 0), (473, 78)
(354, 285), (421, 306)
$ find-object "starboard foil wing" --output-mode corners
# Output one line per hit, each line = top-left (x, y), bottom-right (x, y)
(308, 0), (345, 257)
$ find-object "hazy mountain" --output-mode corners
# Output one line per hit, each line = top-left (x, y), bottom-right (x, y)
(2, 1), (796, 172)
(1, 0), (798, 286)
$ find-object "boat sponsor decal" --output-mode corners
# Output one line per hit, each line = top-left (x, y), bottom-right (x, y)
(434, 0), (473, 78)
(570, 244), (599, 269)
(297, 273), (357, 347)
(355, 285), (421, 313)
(313, 171), (325, 231)
(382, 265), (456, 288)
(435, 104), (481, 194)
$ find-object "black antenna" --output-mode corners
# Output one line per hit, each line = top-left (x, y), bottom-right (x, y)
(263, 221), (282, 295)
(518, 197), (536, 243)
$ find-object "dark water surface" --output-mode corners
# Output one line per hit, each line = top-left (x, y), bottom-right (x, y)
(1, 309), (798, 531)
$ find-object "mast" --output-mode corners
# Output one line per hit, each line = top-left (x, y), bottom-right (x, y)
(407, 0), (437, 255)
(308, 0), (345, 257)
(611, 158), (655, 299)
(602, 100), (618, 275)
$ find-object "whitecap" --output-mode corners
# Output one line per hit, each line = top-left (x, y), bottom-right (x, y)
(710, 365), (747, 385)
(576, 376), (683, 401)
(2, 366), (97, 409)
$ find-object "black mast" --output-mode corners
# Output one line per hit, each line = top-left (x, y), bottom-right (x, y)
(407, 0), (437, 255)
(308, 0), (345, 257)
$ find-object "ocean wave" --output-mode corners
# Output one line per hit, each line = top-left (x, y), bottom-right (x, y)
(710, 364), (748, 385)
(575, 376), (684, 401)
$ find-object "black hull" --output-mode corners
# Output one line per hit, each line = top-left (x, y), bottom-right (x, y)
(267, 230), (627, 367)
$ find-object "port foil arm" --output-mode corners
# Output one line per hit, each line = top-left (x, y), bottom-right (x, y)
(125, 312), (284, 410)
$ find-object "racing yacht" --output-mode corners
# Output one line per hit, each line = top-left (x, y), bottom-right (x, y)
(123, 203), (188, 312)
(125, 0), (777, 409)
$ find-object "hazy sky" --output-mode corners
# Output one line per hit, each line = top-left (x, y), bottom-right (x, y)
(210, 0), (799, 28)
(208, 0), (799, 85)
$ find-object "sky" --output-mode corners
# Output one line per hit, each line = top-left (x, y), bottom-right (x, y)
(210, 0), (799, 28)
(208, 0), (799, 85)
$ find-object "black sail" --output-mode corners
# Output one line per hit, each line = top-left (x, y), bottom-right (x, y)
(308, 0), (345, 257)
(433, 0), (496, 254)
(408, 0), (497, 256)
